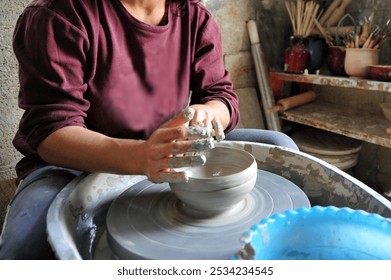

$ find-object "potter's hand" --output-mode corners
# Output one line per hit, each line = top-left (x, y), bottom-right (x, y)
(140, 108), (214, 183)
(188, 104), (225, 142)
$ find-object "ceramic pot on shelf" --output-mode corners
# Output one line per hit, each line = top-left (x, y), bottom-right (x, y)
(327, 46), (347, 76)
(284, 36), (310, 74)
(307, 36), (326, 74)
(344, 48), (379, 79)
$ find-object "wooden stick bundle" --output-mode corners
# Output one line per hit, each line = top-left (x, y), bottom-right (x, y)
(285, 0), (321, 38)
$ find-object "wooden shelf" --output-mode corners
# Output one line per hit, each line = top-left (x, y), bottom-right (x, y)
(270, 72), (391, 93)
(280, 100), (391, 149)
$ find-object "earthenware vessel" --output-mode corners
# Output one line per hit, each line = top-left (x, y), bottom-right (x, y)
(169, 147), (257, 216)
(284, 36), (310, 74)
(307, 36), (326, 74)
(344, 48), (379, 78)
(327, 46), (346, 76)
(368, 65), (391, 82)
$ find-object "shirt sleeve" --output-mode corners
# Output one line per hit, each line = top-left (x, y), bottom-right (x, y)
(13, 7), (90, 152)
(190, 12), (240, 132)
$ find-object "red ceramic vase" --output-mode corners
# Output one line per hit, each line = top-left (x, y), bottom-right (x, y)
(284, 36), (310, 74)
(327, 46), (346, 76)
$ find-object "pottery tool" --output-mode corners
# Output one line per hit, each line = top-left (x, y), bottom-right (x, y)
(368, 0), (376, 32)
(312, 16), (334, 46)
(247, 20), (281, 131)
(362, 25), (380, 48)
(324, 0), (352, 27)
(359, 17), (370, 46)
(285, 0), (321, 38)
(371, 20), (390, 49)
(268, 91), (317, 112)
(318, 0), (342, 26)
(335, 13), (356, 47)
(310, 25), (354, 38)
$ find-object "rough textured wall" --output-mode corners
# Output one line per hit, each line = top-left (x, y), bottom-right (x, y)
(0, 0), (30, 219)
(206, 0), (290, 87)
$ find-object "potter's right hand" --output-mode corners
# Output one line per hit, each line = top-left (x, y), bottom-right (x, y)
(139, 108), (214, 183)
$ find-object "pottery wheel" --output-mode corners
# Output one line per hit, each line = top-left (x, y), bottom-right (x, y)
(106, 170), (310, 260)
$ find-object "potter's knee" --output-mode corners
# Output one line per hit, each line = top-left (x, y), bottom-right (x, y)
(272, 131), (299, 150)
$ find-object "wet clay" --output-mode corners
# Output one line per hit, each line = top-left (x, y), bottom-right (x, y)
(169, 147), (258, 214)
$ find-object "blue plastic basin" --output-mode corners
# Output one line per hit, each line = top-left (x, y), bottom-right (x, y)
(234, 206), (391, 260)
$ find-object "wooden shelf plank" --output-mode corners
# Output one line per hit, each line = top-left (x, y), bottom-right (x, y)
(270, 72), (391, 93)
(280, 100), (391, 148)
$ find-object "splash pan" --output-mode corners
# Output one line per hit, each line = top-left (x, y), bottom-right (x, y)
(234, 206), (391, 260)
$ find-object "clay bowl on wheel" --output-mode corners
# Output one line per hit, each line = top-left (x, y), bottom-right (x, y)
(368, 65), (391, 82)
(169, 147), (257, 216)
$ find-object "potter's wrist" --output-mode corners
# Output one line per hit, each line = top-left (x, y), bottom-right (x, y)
(114, 138), (148, 176)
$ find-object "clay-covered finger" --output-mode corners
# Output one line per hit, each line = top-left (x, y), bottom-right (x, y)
(155, 171), (189, 183)
(163, 107), (195, 128)
(167, 154), (206, 168)
(151, 125), (208, 147)
(186, 126), (211, 139)
(212, 119), (225, 142)
(152, 134), (215, 160)
(186, 138), (215, 152)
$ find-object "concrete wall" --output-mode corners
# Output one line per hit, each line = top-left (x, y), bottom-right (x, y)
(0, 0), (29, 219)
(1, 0), (391, 222)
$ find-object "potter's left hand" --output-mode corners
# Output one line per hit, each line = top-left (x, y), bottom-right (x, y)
(148, 107), (215, 184)
(188, 104), (225, 142)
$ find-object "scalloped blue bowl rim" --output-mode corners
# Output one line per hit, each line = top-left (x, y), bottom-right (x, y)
(233, 206), (391, 260)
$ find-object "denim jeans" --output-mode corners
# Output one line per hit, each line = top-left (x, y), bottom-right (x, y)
(0, 166), (83, 259)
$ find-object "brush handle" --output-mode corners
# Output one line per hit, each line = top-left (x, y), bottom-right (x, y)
(325, 0), (353, 27)
(319, 0), (342, 26)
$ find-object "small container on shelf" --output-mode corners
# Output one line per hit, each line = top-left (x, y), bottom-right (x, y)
(284, 36), (310, 74)
(327, 46), (347, 76)
(344, 48), (379, 78)
(368, 65), (391, 82)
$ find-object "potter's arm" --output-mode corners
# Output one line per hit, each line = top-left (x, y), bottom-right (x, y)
(37, 109), (212, 183)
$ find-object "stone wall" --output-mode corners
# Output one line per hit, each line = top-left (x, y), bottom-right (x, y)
(0, 0), (29, 222)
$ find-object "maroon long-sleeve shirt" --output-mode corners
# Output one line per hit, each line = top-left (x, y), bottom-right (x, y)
(12, 0), (239, 181)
